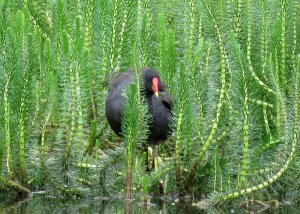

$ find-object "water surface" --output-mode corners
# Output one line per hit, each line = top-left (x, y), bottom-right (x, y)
(0, 193), (298, 213)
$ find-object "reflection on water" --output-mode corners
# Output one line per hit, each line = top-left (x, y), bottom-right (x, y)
(0, 193), (299, 214)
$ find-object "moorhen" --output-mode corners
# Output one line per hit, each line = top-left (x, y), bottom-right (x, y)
(105, 68), (173, 169)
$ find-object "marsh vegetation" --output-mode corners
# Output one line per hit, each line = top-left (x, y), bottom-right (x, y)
(0, 0), (300, 209)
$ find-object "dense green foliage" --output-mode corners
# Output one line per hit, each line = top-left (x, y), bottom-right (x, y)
(0, 0), (299, 205)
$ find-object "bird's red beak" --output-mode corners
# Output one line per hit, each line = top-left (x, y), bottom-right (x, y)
(152, 77), (159, 97)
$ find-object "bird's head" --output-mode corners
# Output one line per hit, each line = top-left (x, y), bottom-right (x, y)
(141, 68), (160, 97)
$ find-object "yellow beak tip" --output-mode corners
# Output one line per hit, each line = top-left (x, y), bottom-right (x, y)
(155, 92), (159, 97)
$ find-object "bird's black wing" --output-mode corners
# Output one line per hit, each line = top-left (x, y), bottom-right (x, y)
(159, 91), (173, 110)
(108, 70), (134, 91)
(158, 81), (173, 110)
(106, 70), (134, 136)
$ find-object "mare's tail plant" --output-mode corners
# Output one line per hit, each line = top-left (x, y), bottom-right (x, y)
(121, 79), (149, 199)
(0, 0), (299, 205)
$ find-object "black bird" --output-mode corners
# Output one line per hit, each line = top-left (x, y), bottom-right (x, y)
(105, 68), (173, 169)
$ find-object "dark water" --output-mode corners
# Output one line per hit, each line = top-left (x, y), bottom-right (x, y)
(0, 193), (299, 214)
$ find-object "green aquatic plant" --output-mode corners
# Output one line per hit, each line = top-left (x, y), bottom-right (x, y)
(0, 0), (299, 206)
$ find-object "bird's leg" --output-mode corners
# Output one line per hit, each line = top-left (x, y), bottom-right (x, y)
(147, 146), (153, 171)
(147, 145), (161, 171)
(153, 145), (158, 171)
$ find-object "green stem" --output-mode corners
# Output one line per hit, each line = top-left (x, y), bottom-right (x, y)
(240, 69), (249, 186)
(280, 0), (286, 88)
(0, 176), (30, 194)
(234, 0), (242, 41)
(247, 0), (274, 94)
(4, 76), (14, 177)
(175, 101), (183, 193)
(260, 0), (267, 79)
(41, 110), (52, 171)
(215, 69), (299, 204)
(19, 93), (28, 185)
(109, 0), (119, 70)
(117, 0), (130, 65)
(65, 64), (76, 162)
(184, 4), (226, 192)
(84, 0), (94, 52)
